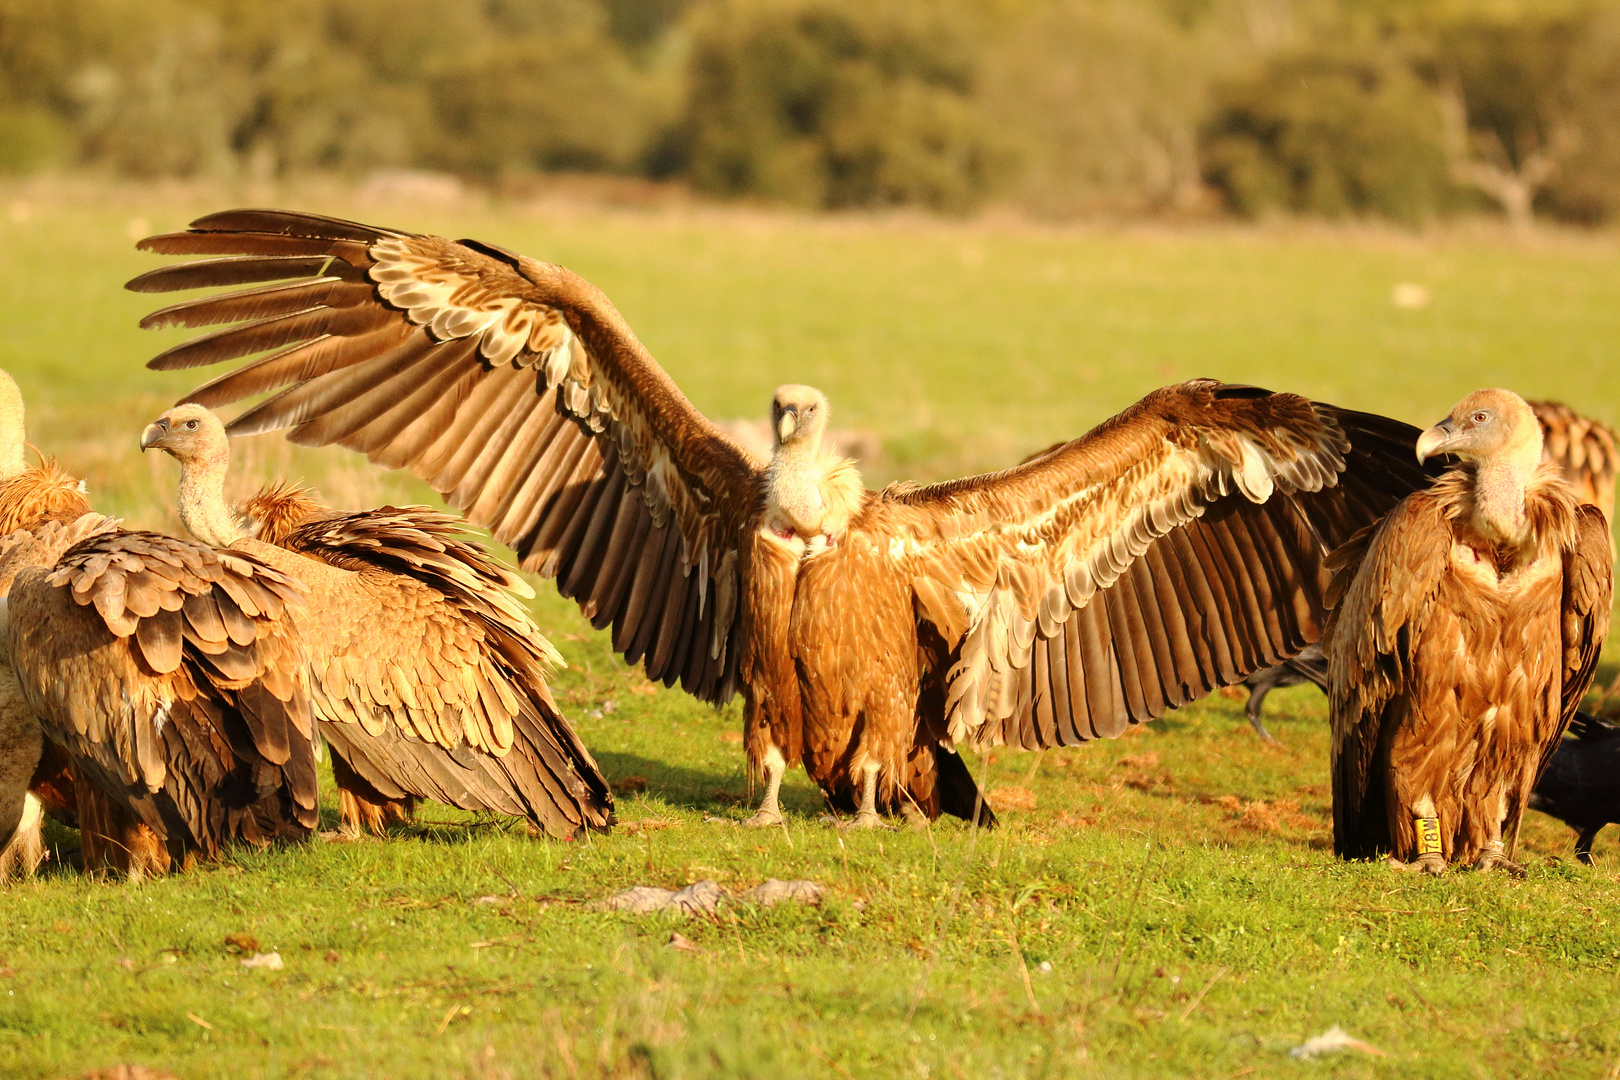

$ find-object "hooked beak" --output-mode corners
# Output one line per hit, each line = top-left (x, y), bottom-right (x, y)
(777, 406), (799, 442)
(140, 418), (169, 451)
(1414, 417), (1457, 464)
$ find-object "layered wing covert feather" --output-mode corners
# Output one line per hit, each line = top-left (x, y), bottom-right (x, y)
(239, 491), (615, 835)
(877, 380), (1437, 751)
(3, 517), (317, 860)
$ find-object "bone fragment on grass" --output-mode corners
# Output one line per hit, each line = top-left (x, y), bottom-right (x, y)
(1290, 1026), (1386, 1059)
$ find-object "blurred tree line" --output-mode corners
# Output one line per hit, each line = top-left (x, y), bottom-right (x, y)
(1, 0), (1617, 225)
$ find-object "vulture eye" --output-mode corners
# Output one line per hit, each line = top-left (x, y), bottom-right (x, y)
(184, 419), (199, 430)
(1470, 411), (1489, 425)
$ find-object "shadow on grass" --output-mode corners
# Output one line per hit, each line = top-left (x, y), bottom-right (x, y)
(594, 749), (828, 818)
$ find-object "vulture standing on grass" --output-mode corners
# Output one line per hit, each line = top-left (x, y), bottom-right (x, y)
(0, 513), (318, 877)
(0, 369), (93, 878)
(128, 209), (1440, 827)
(1324, 389), (1612, 873)
(141, 404), (614, 838)
(1243, 398), (1616, 737)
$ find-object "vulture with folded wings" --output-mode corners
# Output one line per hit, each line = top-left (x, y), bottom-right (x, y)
(141, 405), (614, 838)
(129, 210), (1438, 827)
(1324, 389), (1612, 873)
(1242, 398), (1616, 738)
(0, 514), (318, 877)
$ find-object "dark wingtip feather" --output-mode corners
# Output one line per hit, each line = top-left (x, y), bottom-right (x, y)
(187, 208), (396, 242)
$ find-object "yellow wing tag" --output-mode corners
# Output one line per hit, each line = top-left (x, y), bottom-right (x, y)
(1415, 817), (1443, 856)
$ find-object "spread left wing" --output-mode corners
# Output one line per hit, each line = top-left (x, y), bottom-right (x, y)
(876, 380), (1438, 751)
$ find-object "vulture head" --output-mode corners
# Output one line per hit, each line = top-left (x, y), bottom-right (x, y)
(1415, 389), (1543, 473)
(771, 384), (830, 451)
(141, 402), (227, 462)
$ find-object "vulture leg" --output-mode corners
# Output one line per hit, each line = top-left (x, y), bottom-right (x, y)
(0, 794), (44, 880)
(743, 745), (787, 828)
(847, 761), (885, 830)
(1239, 667), (1285, 740)
(1471, 783), (1527, 876)
(1575, 826), (1601, 865)
(0, 668), (45, 879)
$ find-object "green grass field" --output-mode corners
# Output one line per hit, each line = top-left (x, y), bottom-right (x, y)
(0, 181), (1618, 1080)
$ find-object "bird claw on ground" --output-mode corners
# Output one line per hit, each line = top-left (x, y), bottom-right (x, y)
(1473, 851), (1526, 877)
(841, 811), (890, 831)
(740, 808), (784, 828)
(1386, 854), (1447, 875)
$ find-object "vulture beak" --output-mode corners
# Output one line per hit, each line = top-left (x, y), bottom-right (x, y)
(777, 405), (799, 442)
(140, 418), (170, 451)
(1414, 417), (1458, 464)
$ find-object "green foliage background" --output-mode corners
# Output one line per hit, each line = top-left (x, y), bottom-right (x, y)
(3, 0), (1620, 223)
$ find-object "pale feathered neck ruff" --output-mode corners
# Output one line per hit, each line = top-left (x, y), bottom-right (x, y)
(237, 481), (329, 546)
(1432, 461), (1579, 562)
(0, 458), (92, 536)
(766, 445), (865, 540)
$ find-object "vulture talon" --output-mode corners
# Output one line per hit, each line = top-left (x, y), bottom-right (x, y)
(1385, 853), (1447, 875)
(742, 807), (785, 829)
(1473, 843), (1525, 877)
(844, 811), (889, 831)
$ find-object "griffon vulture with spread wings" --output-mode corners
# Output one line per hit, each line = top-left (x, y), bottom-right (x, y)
(129, 209), (1438, 827)
(1324, 390), (1612, 873)
(140, 403), (614, 839)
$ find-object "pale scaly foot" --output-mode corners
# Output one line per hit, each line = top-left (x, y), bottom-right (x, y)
(743, 805), (785, 828)
(843, 810), (888, 830)
(743, 746), (786, 828)
(1473, 841), (1525, 877)
(1386, 853), (1446, 875)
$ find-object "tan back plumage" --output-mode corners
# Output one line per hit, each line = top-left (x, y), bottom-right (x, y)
(236, 483), (613, 835)
(3, 516), (317, 860)
(0, 460), (91, 537)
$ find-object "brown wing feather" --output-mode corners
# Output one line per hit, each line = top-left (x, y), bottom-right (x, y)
(130, 209), (763, 704)
(1320, 495), (1453, 859)
(236, 492), (613, 835)
(1532, 401), (1617, 523)
(1554, 505), (1613, 743)
(877, 380), (1437, 752)
(4, 520), (316, 863)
